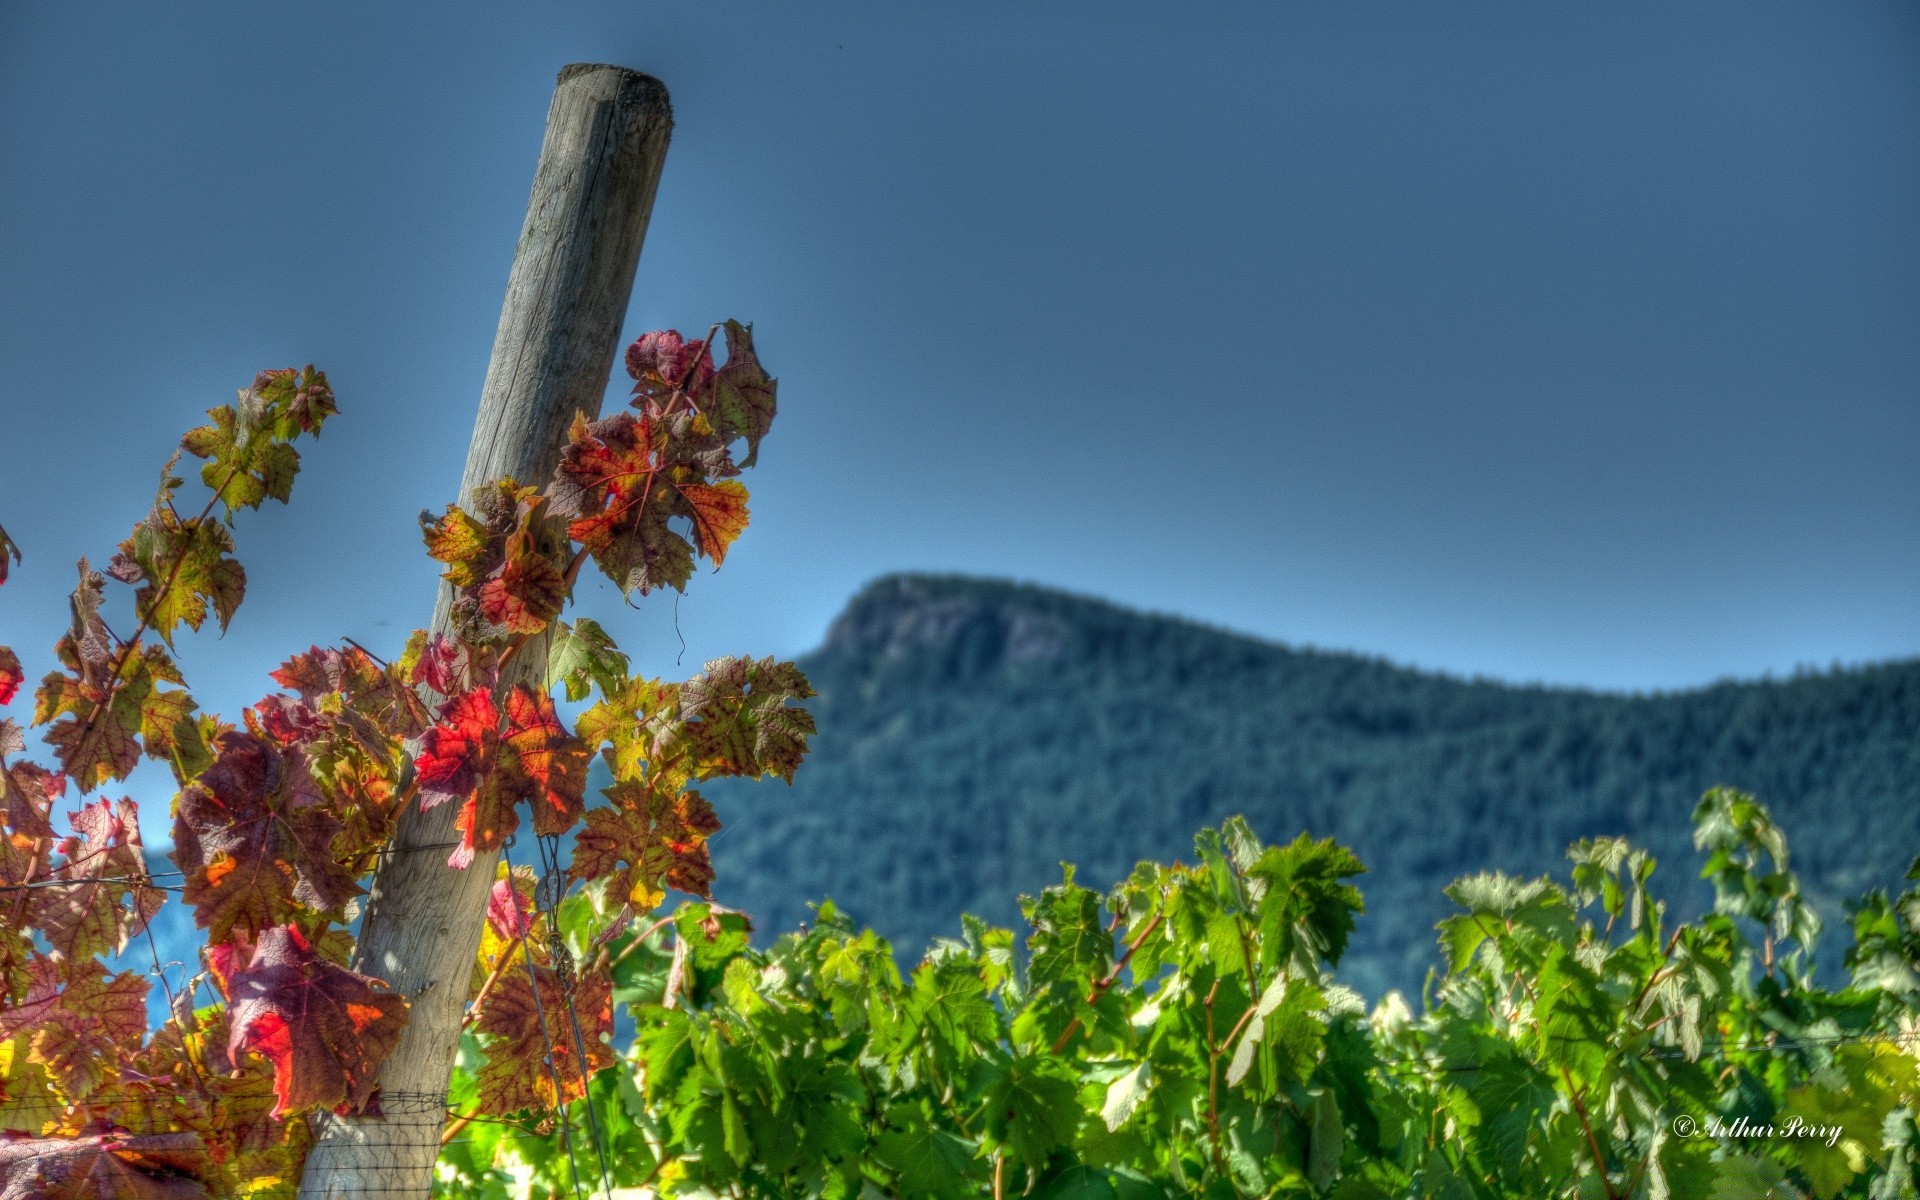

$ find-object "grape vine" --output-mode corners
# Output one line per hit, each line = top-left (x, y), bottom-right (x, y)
(0, 324), (809, 1197)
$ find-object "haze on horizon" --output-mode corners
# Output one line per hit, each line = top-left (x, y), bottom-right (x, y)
(2, 1), (1914, 754)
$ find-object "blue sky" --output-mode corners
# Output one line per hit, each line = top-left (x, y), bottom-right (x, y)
(3, 0), (1915, 801)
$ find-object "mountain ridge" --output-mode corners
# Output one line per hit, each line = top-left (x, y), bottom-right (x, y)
(706, 573), (1920, 995)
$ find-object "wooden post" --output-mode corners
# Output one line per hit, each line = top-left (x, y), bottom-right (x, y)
(297, 63), (671, 1199)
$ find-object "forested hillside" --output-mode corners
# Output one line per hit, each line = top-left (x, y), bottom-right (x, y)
(705, 574), (1920, 996)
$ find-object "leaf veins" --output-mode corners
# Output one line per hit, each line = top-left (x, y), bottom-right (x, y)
(223, 924), (407, 1117)
(415, 685), (588, 868)
(172, 731), (359, 942)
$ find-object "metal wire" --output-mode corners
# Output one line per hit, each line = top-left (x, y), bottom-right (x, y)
(503, 836), (587, 1200)
(533, 828), (616, 1200)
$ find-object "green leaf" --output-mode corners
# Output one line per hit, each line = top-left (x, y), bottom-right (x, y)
(874, 1123), (979, 1200)
(977, 1055), (1082, 1167)
(546, 618), (630, 703)
(1100, 1062), (1151, 1132)
(1246, 832), (1366, 972)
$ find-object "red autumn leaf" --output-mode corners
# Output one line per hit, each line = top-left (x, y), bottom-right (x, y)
(416, 686), (586, 868)
(476, 531), (566, 635)
(1, 757), (59, 843)
(420, 480), (565, 643)
(486, 877), (533, 941)
(472, 965), (612, 1114)
(224, 924), (407, 1117)
(32, 797), (165, 964)
(625, 328), (714, 400)
(571, 784), (722, 911)
(501, 686), (587, 838)
(0, 647), (20, 707)
(0, 1125), (210, 1200)
(549, 412), (691, 596)
(268, 643), (428, 745)
(172, 732), (359, 942)
(247, 694), (326, 748)
(0, 958), (148, 1101)
(404, 632), (468, 699)
(415, 688), (498, 804)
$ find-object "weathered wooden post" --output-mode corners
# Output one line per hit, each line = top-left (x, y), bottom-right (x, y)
(297, 63), (672, 1198)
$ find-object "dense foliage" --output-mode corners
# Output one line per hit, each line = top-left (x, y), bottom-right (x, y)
(705, 575), (1920, 997)
(0, 324), (809, 1196)
(437, 789), (1920, 1199)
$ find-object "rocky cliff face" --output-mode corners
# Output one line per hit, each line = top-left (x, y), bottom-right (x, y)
(821, 574), (1076, 670)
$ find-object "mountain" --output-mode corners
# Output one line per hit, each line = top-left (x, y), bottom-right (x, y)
(704, 574), (1920, 997)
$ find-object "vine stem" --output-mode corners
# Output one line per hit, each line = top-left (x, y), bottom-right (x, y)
(1562, 1064), (1618, 1200)
(462, 930), (528, 1030)
(61, 456), (244, 776)
(1204, 977), (1225, 1174)
(1051, 909), (1164, 1054)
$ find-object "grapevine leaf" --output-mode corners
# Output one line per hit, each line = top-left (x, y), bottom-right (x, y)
(0, 1125), (210, 1200)
(486, 877), (533, 941)
(0, 523), (17, 587)
(172, 731), (358, 942)
(34, 565), (200, 792)
(873, 1122), (979, 1200)
(1, 758), (58, 842)
(545, 618), (629, 703)
(906, 961), (1000, 1069)
(33, 798), (164, 964)
(1245, 832), (1367, 972)
(1101, 1063), (1152, 1132)
(35, 563), (137, 791)
(224, 924), (407, 1117)
(677, 480), (750, 567)
(416, 685), (588, 867)
(421, 480), (565, 643)
(625, 329), (715, 402)
(472, 966), (612, 1113)
(575, 675), (679, 783)
(500, 686), (588, 837)
(1465, 1045), (1554, 1166)
(571, 785), (720, 910)
(977, 1055), (1081, 1167)
(180, 368), (332, 517)
(551, 413), (694, 596)
(477, 529), (566, 635)
(269, 643), (428, 745)
(0, 648), (19, 707)
(252, 365), (337, 437)
(414, 689), (498, 807)
(419, 505), (489, 587)
(402, 631), (469, 700)
(0, 959), (148, 1101)
(672, 656), (816, 782)
(1025, 873), (1110, 995)
(706, 320), (777, 467)
(109, 509), (246, 644)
